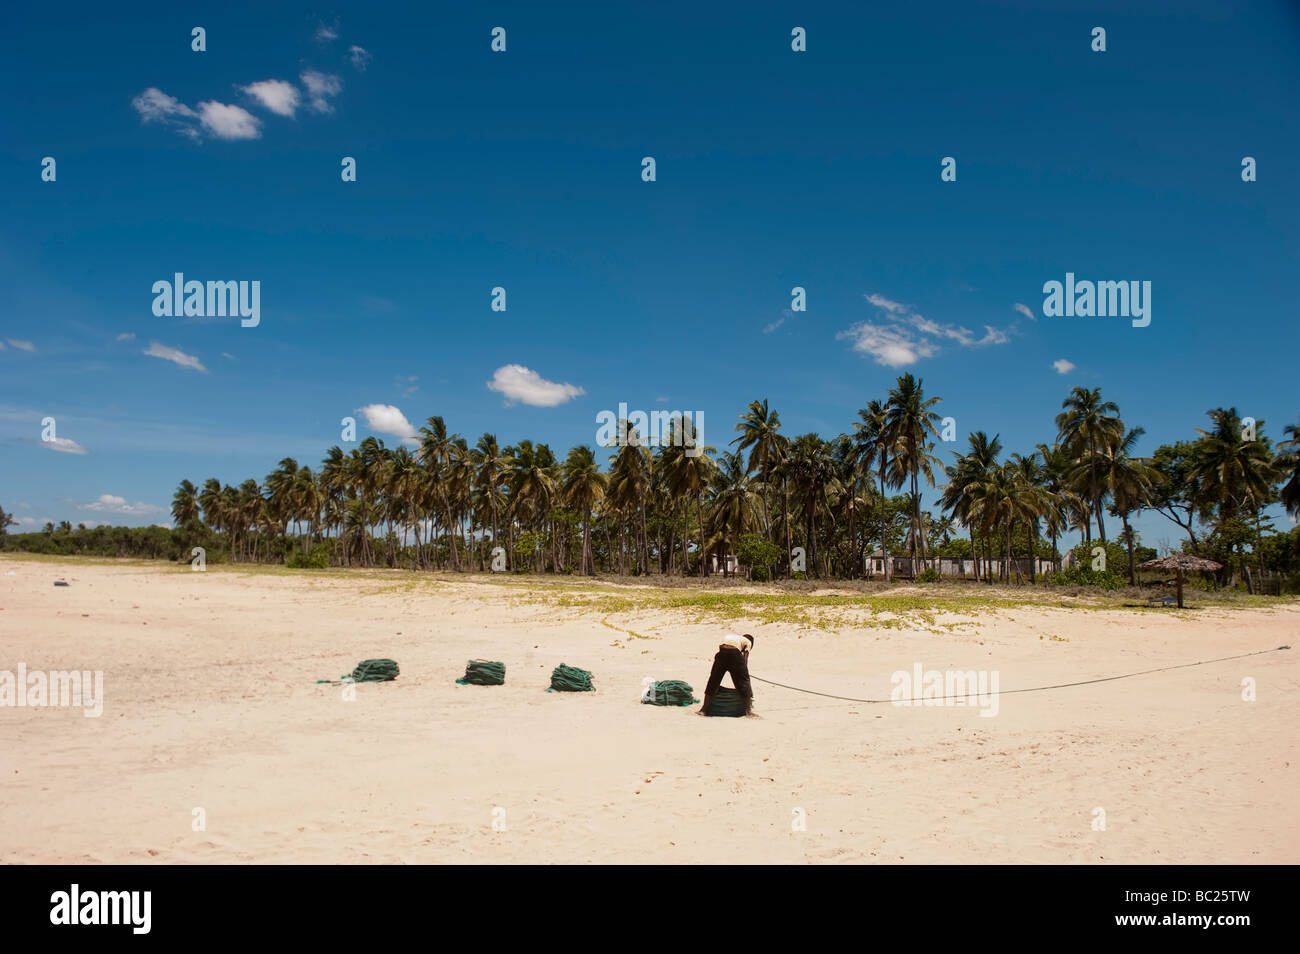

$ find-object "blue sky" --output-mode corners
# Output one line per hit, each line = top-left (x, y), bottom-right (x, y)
(2, 0), (1298, 547)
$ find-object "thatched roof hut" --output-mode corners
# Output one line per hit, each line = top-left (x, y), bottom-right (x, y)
(1138, 553), (1223, 607)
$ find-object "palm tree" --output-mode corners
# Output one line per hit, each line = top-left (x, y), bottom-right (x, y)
(1279, 420), (1300, 519)
(171, 479), (200, 527)
(471, 434), (508, 566)
(941, 431), (1003, 582)
(417, 417), (464, 570)
(561, 446), (607, 575)
(708, 450), (761, 576)
(1008, 452), (1048, 583)
(732, 399), (783, 540)
(1055, 387), (1124, 542)
(662, 416), (717, 576)
(1191, 407), (1276, 589)
(510, 440), (555, 572)
(608, 423), (653, 575)
(1101, 428), (1157, 584)
(885, 374), (944, 574)
(783, 433), (840, 577)
(852, 400), (896, 580)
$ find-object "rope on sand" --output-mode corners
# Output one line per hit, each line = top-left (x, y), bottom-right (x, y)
(315, 658), (399, 685)
(456, 659), (506, 685)
(750, 645), (1292, 706)
(547, 663), (594, 692)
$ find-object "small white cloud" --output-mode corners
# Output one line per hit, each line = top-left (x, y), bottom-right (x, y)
(5, 339), (36, 352)
(315, 22), (339, 42)
(763, 316), (785, 334)
(144, 341), (207, 373)
(865, 293), (909, 314)
(221, 352), (235, 360)
(356, 403), (418, 444)
(81, 494), (166, 516)
(116, 332), (136, 341)
(348, 45), (372, 71)
(1014, 302), (1035, 320)
(197, 101), (262, 140)
(837, 323), (937, 368)
(41, 436), (89, 455)
(132, 87), (198, 124)
(300, 70), (342, 113)
(486, 365), (585, 407)
(241, 79), (301, 117)
(1052, 358), (1076, 375)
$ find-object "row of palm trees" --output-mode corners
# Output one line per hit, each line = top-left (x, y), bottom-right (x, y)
(169, 379), (1300, 583)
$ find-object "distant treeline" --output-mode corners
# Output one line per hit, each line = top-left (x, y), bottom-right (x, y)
(4, 380), (1300, 592)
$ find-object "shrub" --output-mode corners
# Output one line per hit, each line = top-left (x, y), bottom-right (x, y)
(917, 567), (940, 583)
(287, 542), (331, 569)
(1046, 564), (1124, 590)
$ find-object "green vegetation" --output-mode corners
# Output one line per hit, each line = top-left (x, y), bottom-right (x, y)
(5, 385), (1298, 595)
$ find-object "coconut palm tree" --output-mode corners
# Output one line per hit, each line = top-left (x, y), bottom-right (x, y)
(1055, 387), (1124, 542)
(662, 416), (717, 576)
(561, 446), (607, 575)
(607, 423), (653, 575)
(417, 417), (464, 571)
(884, 374), (945, 574)
(1279, 419), (1300, 519)
(708, 450), (762, 576)
(1191, 407), (1277, 589)
(471, 434), (508, 566)
(853, 400), (896, 580)
(732, 399), (783, 540)
(941, 431), (1003, 582)
(171, 479), (200, 528)
(1100, 428), (1157, 584)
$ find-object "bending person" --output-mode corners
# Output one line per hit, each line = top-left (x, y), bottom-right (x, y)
(699, 633), (757, 717)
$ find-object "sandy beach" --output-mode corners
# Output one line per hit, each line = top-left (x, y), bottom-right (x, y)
(2, 556), (1297, 865)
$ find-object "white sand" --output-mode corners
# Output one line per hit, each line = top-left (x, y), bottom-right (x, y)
(2, 558), (1296, 864)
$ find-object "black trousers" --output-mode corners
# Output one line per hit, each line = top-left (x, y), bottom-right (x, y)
(705, 647), (752, 699)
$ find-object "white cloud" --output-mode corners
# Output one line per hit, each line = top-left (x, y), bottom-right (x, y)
(1014, 302), (1035, 320)
(865, 293), (909, 314)
(315, 22), (339, 42)
(5, 339), (36, 352)
(348, 45), (372, 71)
(843, 292), (1013, 366)
(40, 436), (89, 455)
(80, 494), (166, 516)
(356, 403), (418, 444)
(763, 316), (785, 334)
(1052, 358), (1076, 375)
(241, 79), (300, 117)
(837, 323), (938, 368)
(197, 101), (262, 140)
(221, 352), (235, 360)
(300, 70), (342, 113)
(486, 365), (585, 407)
(143, 341), (207, 373)
(116, 332), (136, 341)
(132, 87), (198, 125)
